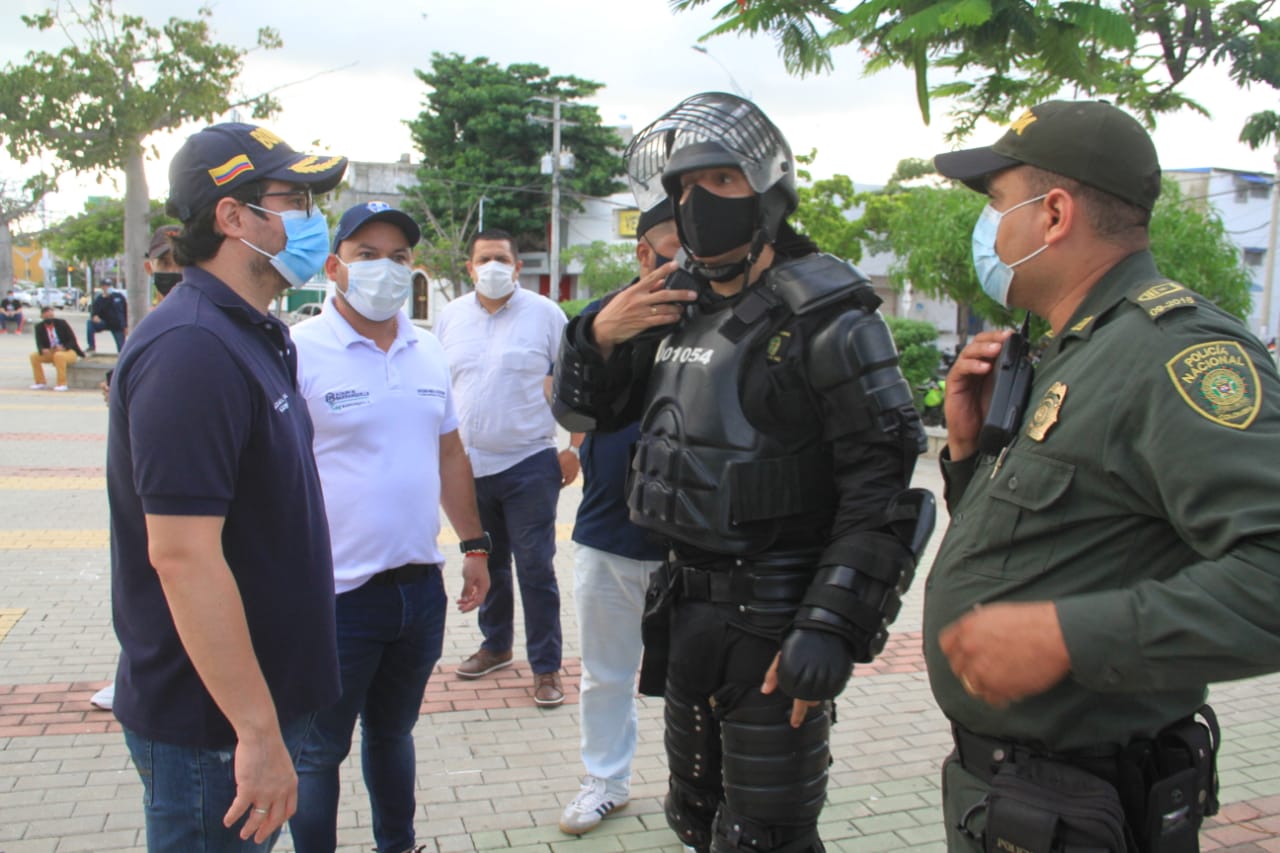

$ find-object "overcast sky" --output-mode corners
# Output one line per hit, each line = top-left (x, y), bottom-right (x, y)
(3, 0), (1276, 228)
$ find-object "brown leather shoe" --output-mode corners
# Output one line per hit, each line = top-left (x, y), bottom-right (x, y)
(533, 671), (564, 707)
(456, 648), (513, 679)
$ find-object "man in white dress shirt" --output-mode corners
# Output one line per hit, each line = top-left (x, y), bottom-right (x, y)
(434, 227), (578, 707)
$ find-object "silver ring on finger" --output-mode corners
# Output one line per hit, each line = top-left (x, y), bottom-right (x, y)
(253, 807), (269, 815)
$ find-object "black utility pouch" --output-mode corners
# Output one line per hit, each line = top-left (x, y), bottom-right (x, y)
(638, 561), (678, 696)
(1140, 706), (1220, 853)
(984, 758), (1128, 853)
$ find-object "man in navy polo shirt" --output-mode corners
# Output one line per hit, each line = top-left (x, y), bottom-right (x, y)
(288, 202), (491, 853)
(107, 122), (347, 852)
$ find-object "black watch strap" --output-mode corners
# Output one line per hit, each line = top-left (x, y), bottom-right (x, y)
(459, 532), (493, 555)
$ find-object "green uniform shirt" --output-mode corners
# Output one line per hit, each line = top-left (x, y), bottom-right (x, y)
(923, 250), (1280, 752)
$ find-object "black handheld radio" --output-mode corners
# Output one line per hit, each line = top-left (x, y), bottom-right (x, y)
(977, 314), (1034, 456)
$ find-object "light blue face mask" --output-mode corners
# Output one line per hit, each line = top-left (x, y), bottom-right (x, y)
(971, 193), (1048, 307)
(241, 206), (330, 289)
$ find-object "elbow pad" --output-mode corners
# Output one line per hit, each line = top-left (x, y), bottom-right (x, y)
(552, 323), (600, 433)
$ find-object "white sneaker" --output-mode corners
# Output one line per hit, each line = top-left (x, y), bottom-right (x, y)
(90, 682), (114, 711)
(53, 385), (68, 392)
(559, 775), (629, 835)
(29, 383), (46, 390)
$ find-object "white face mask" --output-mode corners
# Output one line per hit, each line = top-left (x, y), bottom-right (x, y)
(338, 257), (413, 322)
(474, 260), (516, 300)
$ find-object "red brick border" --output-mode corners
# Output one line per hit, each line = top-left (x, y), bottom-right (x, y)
(0, 632), (928, 737)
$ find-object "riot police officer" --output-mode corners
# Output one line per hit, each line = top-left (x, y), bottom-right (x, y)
(553, 92), (934, 853)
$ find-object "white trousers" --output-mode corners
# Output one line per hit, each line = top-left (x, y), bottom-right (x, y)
(573, 543), (661, 782)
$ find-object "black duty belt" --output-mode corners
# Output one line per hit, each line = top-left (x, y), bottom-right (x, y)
(367, 562), (440, 587)
(678, 565), (810, 605)
(952, 723), (1123, 788)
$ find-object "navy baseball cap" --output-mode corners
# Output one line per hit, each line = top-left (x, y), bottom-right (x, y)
(636, 197), (674, 238)
(166, 123), (348, 222)
(146, 225), (181, 259)
(934, 100), (1161, 211)
(332, 202), (422, 252)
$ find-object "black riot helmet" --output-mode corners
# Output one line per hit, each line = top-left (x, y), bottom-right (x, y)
(624, 93), (797, 282)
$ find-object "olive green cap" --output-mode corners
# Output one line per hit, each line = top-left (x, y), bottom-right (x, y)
(934, 100), (1162, 211)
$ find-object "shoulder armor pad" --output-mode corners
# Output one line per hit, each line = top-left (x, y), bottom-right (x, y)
(1128, 279), (1200, 323)
(767, 253), (880, 316)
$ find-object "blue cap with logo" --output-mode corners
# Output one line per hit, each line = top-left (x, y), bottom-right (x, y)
(331, 202), (422, 252)
(166, 122), (348, 222)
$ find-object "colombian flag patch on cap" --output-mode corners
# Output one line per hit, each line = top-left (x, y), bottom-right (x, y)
(208, 154), (255, 186)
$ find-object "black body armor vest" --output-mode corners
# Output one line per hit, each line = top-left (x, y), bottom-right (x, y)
(627, 274), (839, 556)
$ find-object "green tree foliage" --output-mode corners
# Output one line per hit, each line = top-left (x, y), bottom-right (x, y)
(562, 240), (638, 307)
(41, 198), (173, 268)
(793, 157), (865, 261)
(404, 53), (626, 253)
(671, 1), (1279, 143)
(885, 315), (941, 397)
(0, 0), (283, 326)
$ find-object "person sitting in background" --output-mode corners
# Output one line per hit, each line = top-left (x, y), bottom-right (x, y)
(30, 305), (85, 391)
(1, 290), (24, 334)
(85, 279), (128, 354)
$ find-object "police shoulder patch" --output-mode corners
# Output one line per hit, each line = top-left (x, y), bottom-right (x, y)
(1132, 280), (1199, 322)
(1165, 340), (1262, 429)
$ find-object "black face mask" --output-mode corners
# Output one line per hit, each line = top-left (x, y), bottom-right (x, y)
(153, 272), (182, 297)
(678, 185), (756, 259)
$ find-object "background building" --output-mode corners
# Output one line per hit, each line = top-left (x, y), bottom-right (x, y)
(1168, 167), (1278, 342)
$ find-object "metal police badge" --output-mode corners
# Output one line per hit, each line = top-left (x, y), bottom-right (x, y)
(1165, 340), (1262, 429)
(1026, 381), (1067, 442)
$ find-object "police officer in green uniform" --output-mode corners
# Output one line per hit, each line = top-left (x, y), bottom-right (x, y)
(924, 100), (1280, 853)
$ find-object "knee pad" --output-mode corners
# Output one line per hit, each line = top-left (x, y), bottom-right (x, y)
(720, 689), (830, 827)
(666, 773), (719, 852)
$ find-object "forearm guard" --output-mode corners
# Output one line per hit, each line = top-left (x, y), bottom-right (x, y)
(551, 311), (655, 433)
(794, 488), (937, 662)
(551, 318), (604, 433)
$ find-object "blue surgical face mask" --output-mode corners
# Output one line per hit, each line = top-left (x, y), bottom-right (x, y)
(241, 205), (330, 289)
(972, 193), (1048, 307)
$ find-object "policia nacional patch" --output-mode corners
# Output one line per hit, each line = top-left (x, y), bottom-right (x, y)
(1165, 341), (1262, 429)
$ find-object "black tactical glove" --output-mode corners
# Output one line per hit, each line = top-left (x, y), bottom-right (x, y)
(776, 627), (854, 701)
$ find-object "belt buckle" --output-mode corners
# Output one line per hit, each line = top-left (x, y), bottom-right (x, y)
(680, 568), (711, 600)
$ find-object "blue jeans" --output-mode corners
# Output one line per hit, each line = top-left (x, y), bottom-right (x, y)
(574, 544), (660, 781)
(86, 318), (124, 351)
(123, 714), (314, 853)
(474, 448), (562, 673)
(290, 568), (447, 853)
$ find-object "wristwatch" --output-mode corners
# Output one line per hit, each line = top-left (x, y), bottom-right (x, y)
(459, 533), (493, 555)
(565, 444), (580, 456)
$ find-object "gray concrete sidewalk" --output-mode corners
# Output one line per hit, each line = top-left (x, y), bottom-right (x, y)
(1, 326), (1278, 852)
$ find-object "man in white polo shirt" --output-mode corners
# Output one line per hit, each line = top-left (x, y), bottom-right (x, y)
(434, 228), (577, 707)
(288, 202), (490, 853)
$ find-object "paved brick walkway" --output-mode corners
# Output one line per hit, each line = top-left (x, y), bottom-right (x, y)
(2, 324), (1279, 852)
